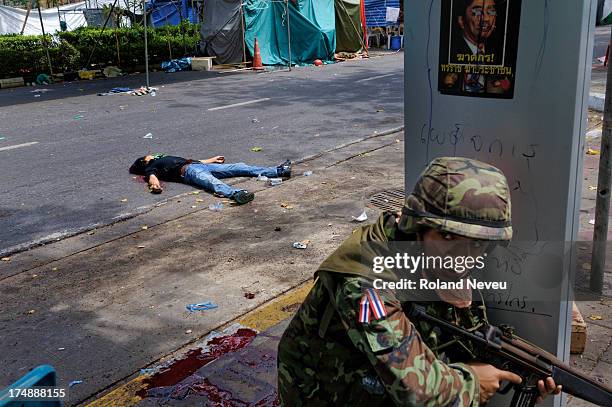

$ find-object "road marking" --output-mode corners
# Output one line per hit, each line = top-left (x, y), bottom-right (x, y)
(208, 98), (271, 111)
(87, 281), (313, 407)
(355, 73), (396, 83)
(0, 142), (38, 152)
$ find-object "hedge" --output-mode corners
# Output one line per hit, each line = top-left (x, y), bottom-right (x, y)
(0, 34), (80, 79)
(0, 22), (200, 79)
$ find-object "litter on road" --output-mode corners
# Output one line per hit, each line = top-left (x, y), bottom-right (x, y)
(73, 115), (85, 120)
(143, 133), (153, 139)
(186, 302), (218, 312)
(208, 202), (224, 211)
(97, 87), (133, 96)
(293, 240), (311, 249)
(586, 148), (600, 155)
(1, 257), (10, 261)
(69, 380), (83, 388)
(303, 171), (313, 176)
(352, 210), (368, 222)
(250, 147), (263, 152)
(257, 175), (269, 181)
(269, 178), (283, 186)
(161, 57), (192, 73)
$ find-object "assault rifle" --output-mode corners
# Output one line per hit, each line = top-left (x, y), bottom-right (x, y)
(406, 304), (612, 407)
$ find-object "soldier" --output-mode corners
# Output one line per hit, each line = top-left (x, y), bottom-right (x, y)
(277, 157), (561, 406)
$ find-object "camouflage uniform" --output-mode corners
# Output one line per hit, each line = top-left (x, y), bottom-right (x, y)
(278, 157), (513, 406)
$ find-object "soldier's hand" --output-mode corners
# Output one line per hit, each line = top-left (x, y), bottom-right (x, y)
(467, 362), (522, 404)
(536, 377), (562, 404)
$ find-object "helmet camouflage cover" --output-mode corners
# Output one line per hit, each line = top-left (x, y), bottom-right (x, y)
(399, 157), (512, 240)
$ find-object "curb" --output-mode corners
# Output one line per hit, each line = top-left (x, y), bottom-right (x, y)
(590, 92), (605, 112)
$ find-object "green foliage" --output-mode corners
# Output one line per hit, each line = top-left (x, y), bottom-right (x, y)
(0, 23), (200, 78)
(0, 34), (80, 78)
(57, 23), (200, 67)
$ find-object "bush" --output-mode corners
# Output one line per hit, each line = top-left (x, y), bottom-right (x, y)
(0, 34), (80, 78)
(57, 22), (200, 68)
(0, 22), (200, 78)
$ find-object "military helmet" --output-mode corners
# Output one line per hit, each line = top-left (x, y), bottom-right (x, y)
(398, 157), (512, 240)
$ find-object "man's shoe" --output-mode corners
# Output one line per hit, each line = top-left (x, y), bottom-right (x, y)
(233, 190), (255, 205)
(277, 159), (292, 178)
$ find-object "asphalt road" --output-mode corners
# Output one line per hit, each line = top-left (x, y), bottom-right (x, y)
(0, 53), (404, 255)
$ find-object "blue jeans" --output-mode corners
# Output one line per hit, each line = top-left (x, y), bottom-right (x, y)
(182, 162), (278, 198)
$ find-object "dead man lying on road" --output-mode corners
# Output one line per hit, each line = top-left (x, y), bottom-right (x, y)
(129, 154), (291, 205)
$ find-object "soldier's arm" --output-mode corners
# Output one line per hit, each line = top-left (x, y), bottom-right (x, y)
(334, 277), (479, 407)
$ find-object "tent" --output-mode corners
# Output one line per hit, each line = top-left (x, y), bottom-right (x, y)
(147, 0), (198, 28)
(334, 0), (365, 52)
(364, 0), (399, 27)
(0, 0), (120, 35)
(243, 0), (336, 66)
(199, 0), (244, 64)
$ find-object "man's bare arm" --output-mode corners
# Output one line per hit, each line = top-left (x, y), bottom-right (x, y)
(200, 156), (225, 164)
(148, 174), (162, 193)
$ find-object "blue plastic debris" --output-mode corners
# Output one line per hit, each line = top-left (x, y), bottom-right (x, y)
(161, 57), (192, 73)
(69, 380), (83, 387)
(186, 302), (218, 312)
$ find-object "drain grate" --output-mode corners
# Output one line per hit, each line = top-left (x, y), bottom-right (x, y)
(367, 188), (405, 212)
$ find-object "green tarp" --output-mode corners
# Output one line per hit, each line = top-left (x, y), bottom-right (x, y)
(335, 0), (363, 52)
(244, 0), (336, 65)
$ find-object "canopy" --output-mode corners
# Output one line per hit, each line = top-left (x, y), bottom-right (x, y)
(334, 0), (363, 52)
(199, 0), (244, 64)
(364, 0), (399, 27)
(243, 0), (336, 65)
(0, 0), (120, 34)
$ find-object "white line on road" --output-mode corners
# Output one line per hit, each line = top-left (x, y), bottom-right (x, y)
(208, 98), (271, 111)
(355, 73), (396, 83)
(0, 142), (38, 152)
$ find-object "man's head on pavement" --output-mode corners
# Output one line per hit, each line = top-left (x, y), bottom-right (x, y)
(399, 156), (512, 241)
(458, 0), (497, 46)
(129, 155), (154, 175)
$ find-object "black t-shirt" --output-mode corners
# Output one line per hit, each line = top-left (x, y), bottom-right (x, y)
(144, 155), (193, 181)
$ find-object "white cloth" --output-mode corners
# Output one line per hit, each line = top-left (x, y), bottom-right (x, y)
(0, 0), (123, 35)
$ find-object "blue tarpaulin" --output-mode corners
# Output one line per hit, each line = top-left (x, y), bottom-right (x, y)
(161, 57), (192, 72)
(244, 0), (336, 66)
(364, 0), (399, 27)
(146, 0), (197, 27)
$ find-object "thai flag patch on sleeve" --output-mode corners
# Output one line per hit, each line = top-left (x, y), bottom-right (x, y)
(358, 294), (371, 324)
(365, 288), (387, 320)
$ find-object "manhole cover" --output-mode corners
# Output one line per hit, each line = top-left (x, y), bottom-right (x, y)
(367, 188), (405, 212)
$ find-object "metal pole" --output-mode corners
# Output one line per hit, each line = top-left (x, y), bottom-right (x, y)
(240, 0), (246, 64)
(143, 0), (150, 88)
(286, 0), (291, 71)
(37, 0), (54, 75)
(590, 27), (612, 293)
(21, 0), (32, 35)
